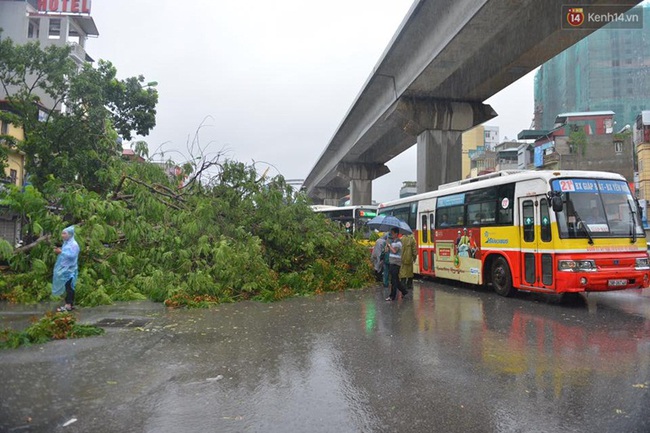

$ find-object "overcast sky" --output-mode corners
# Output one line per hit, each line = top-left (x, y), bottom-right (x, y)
(88, 0), (536, 204)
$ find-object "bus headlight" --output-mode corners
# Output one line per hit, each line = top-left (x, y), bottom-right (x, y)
(635, 257), (650, 270)
(558, 260), (597, 272)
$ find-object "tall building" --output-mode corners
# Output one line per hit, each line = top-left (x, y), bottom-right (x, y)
(534, 3), (650, 131)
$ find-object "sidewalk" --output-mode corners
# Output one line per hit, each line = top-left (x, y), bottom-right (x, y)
(0, 300), (167, 332)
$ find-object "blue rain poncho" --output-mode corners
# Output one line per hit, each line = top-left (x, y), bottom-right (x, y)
(52, 226), (80, 296)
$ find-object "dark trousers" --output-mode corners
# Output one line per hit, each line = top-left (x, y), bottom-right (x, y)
(65, 278), (75, 306)
(401, 277), (413, 292)
(389, 264), (407, 300)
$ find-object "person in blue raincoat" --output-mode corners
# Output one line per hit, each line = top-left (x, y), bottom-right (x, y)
(52, 226), (80, 312)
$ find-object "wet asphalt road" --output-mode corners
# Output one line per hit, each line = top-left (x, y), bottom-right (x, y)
(1, 281), (649, 433)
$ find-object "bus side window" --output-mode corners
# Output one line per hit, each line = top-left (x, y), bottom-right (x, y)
(409, 203), (418, 230)
(421, 214), (428, 243)
(437, 212), (450, 228)
(540, 198), (552, 242)
(523, 200), (535, 242)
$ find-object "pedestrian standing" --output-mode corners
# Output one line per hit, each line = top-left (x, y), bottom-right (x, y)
(386, 227), (408, 301)
(52, 225), (80, 312)
(371, 234), (388, 282)
(382, 234), (391, 288)
(399, 232), (417, 293)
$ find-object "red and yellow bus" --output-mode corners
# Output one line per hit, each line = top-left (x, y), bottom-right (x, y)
(378, 170), (650, 297)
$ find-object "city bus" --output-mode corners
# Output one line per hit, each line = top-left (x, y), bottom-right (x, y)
(378, 170), (650, 297)
(311, 205), (378, 240)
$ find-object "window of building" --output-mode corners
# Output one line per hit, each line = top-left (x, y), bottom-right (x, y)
(28, 18), (40, 39)
(614, 141), (623, 154)
(9, 169), (17, 185)
(48, 18), (61, 39)
(1, 121), (8, 135)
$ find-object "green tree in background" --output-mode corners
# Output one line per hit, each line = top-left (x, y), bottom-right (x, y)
(568, 126), (588, 157)
(0, 37), (158, 192)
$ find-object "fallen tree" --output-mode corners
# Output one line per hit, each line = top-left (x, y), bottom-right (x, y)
(0, 155), (374, 307)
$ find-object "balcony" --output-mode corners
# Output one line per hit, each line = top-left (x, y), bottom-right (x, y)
(67, 42), (91, 64)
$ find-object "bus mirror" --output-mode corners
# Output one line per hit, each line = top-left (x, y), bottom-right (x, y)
(551, 196), (563, 212)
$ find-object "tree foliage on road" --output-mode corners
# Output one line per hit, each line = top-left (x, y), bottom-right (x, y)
(1, 156), (374, 306)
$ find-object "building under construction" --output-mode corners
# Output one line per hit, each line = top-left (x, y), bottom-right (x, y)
(534, 3), (650, 132)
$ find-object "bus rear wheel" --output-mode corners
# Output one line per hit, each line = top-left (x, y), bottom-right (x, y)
(492, 257), (515, 297)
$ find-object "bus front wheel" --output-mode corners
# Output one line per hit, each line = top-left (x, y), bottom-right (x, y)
(492, 257), (515, 297)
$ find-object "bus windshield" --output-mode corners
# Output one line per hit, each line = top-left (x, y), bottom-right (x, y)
(312, 206), (377, 239)
(552, 178), (644, 239)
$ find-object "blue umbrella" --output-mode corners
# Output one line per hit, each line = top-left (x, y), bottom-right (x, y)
(366, 215), (413, 234)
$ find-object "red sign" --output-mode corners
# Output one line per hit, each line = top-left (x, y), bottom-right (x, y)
(37, 0), (91, 14)
(566, 7), (585, 27)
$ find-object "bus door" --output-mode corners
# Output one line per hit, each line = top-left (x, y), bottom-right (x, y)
(519, 196), (554, 291)
(418, 209), (435, 276)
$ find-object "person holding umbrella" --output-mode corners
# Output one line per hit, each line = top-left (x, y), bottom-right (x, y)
(366, 215), (413, 300)
(386, 227), (408, 301)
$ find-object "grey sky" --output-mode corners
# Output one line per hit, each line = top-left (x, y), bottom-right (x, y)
(88, 0), (535, 204)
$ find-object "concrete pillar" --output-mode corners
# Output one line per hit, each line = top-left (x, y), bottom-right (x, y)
(416, 130), (463, 194)
(324, 188), (349, 206)
(337, 163), (390, 205)
(39, 17), (49, 43)
(323, 197), (340, 206)
(350, 179), (372, 206)
(310, 187), (348, 206)
(394, 98), (495, 194)
(61, 17), (70, 42)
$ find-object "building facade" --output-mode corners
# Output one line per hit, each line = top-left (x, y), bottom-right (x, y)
(0, 0), (98, 245)
(399, 181), (417, 198)
(635, 111), (650, 221)
(462, 125), (500, 179)
(525, 111), (634, 182)
(0, 0), (98, 62)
